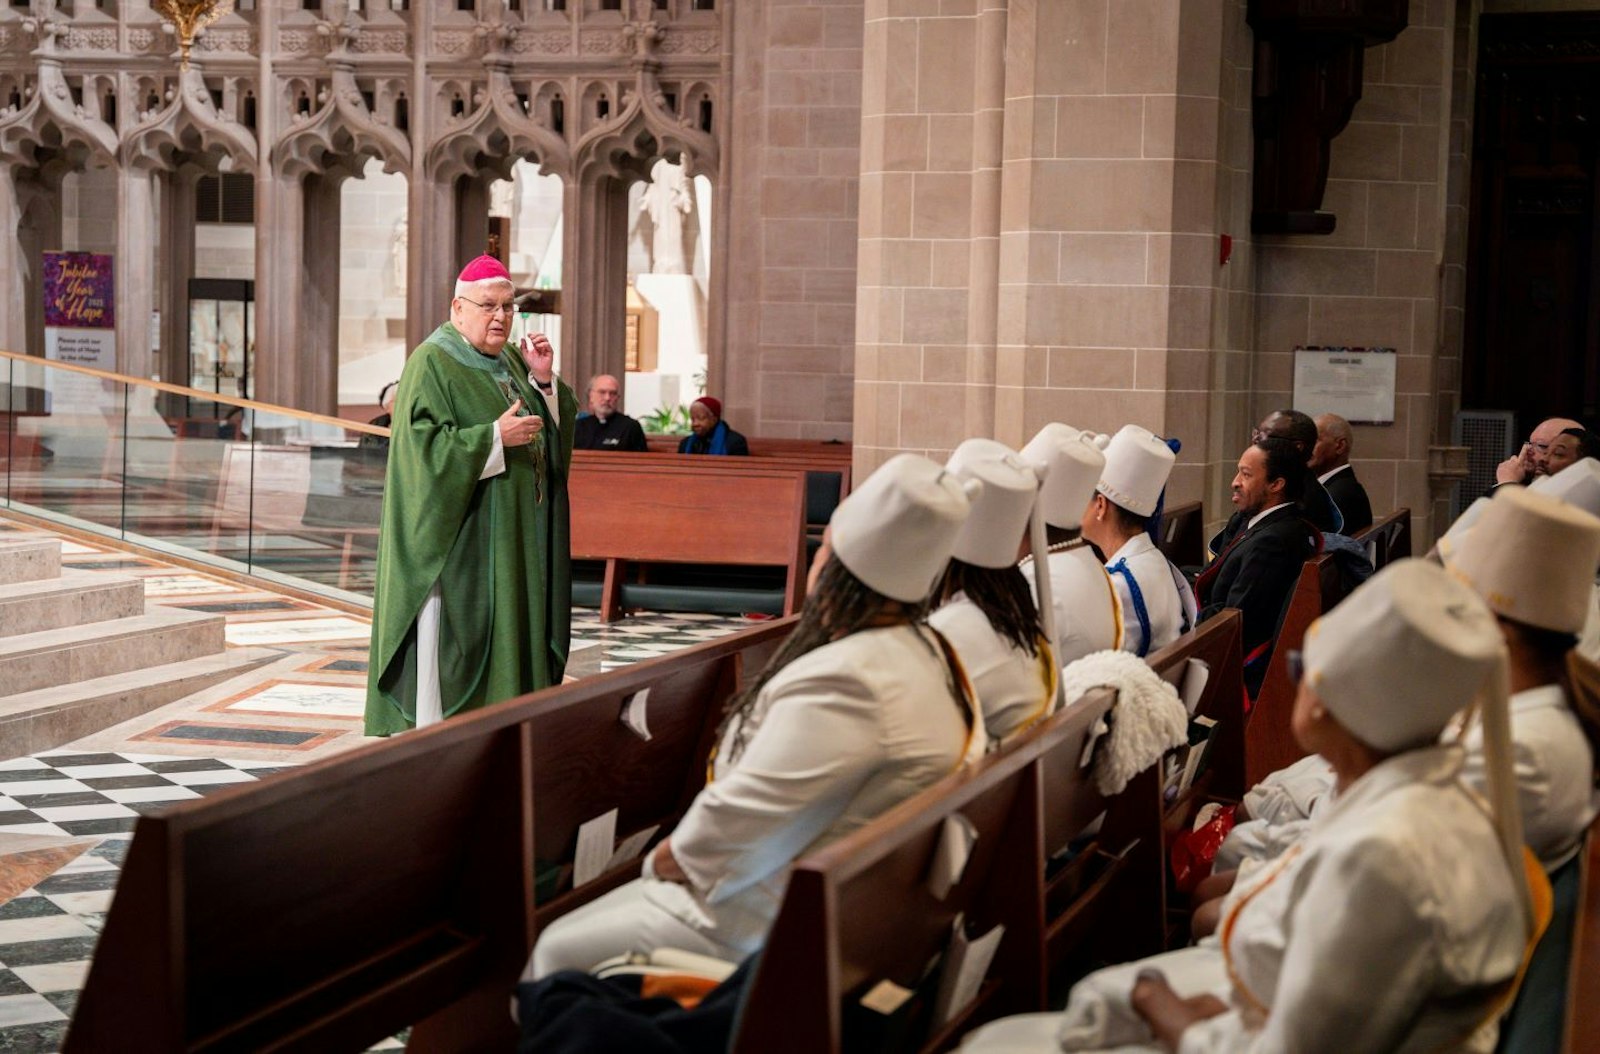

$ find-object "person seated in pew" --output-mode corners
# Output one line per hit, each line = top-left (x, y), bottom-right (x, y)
(1309, 412), (1372, 534)
(1018, 424), (1124, 665)
(574, 373), (649, 452)
(931, 439), (1058, 741)
(1543, 426), (1597, 478)
(1194, 438), (1321, 696)
(525, 453), (986, 979)
(1082, 425), (1197, 658)
(962, 559), (1540, 1054)
(676, 396), (749, 456)
(1207, 411), (1343, 558)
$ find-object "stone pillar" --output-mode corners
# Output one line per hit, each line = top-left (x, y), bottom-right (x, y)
(16, 179), (60, 362)
(117, 166), (159, 379)
(253, 170), (306, 407)
(155, 169), (198, 386)
(563, 174), (630, 391)
(408, 174), (456, 352)
(0, 165), (26, 357)
(301, 173), (342, 415)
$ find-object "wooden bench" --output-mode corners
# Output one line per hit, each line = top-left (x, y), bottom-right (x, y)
(574, 447), (852, 529)
(734, 688), (1123, 1053)
(65, 617), (795, 1054)
(1242, 553), (1352, 786)
(1157, 499), (1204, 570)
(1354, 506), (1412, 571)
(1564, 814), (1600, 1052)
(568, 459), (810, 621)
(644, 434), (853, 462)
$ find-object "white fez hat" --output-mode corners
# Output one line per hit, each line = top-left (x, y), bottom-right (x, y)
(1528, 457), (1600, 518)
(945, 439), (1039, 569)
(1438, 485), (1600, 634)
(1303, 559), (1503, 752)
(1096, 425), (1175, 517)
(830, 453), (978, 602)
(1022, 424), (1106, 530)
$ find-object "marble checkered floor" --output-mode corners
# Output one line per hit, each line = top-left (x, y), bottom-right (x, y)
(0, 513), (756, 1051)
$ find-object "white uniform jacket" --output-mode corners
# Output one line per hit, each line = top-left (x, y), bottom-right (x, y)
(1456, 683), (1598, 870)
(1104, 534), (1195, 658)
(1022, 542), (1123, 666)
(1218, 683), (1595, 873)
(1180, 745), (1526, 1054)
(931, 594), (1056, 741)
(659, 623), (986, 954)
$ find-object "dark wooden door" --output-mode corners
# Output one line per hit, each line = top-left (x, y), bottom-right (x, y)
(1466, 13), (1600, 429)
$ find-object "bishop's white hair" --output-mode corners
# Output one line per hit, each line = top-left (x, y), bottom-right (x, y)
(454, 276), (516, 299)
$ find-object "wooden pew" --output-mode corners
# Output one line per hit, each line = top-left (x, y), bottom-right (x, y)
(732, 611), (1250, 1053)
(1157, 499), (1204, 570)
(1354, 506), (1411, 571)
(574, 447), (852, 528)
(644, 434), (853, 463)
(733, 689), (1121, 1053)
(1564, 816), (1600, 1052)
(1242, 553), (1352, 786)
(568, 459), (809, 621)
(66, 618), (794, 1054)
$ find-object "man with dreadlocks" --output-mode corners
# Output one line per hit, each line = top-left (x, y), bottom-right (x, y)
(931, 438), (1059, 741)
(525, 454), (987, 979)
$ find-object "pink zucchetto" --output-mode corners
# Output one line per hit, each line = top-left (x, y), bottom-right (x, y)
(457, 254), (512, 284)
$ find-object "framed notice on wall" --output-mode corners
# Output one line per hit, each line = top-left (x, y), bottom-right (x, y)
(1292, 346), (1396, 425)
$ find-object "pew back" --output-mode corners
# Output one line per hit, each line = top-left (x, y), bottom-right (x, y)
(1157, 500), (1205, 570)
(568, 461), (808, 620)
(1244, 553), (1350, 785)
(1354, 506), (1412, 571)
(733, 690), (1118, 1054)
(66, 618), (796, 1054)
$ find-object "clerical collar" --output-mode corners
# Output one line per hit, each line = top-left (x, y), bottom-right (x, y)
(1317, 463), (1352, 484)
(429, 322), (511, 376)
(1247, 501), (1293, 531)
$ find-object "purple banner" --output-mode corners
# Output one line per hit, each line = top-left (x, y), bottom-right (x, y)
(43, 252), (114, 329)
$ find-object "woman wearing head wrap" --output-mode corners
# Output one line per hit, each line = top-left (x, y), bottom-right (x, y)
(676, 396), (749, 455)
(527, 454), (985, 978)
(963, 559), (1545, 1053)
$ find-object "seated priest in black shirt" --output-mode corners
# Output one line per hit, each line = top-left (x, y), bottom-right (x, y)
(1195, 437), (1321, 696)
(574, 373), (648, 452)
(1310, 411), (1372, 534)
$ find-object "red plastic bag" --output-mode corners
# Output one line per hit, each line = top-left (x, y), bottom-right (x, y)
(1170, 803), (1236, 895)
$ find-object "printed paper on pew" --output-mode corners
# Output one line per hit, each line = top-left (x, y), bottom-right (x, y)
(607, 823), (662, 871)
(621, 688), (652, 741)
(1181, 658), (1211, 715)
(574, 808), (619, 888)
(859, 978), (914, 1015)
(932, 914), (1005, 1026)
(927, 812), (979, 900)
(1178, 716), (1218, 797)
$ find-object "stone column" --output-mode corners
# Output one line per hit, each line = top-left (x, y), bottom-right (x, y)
(301, 172), (343, 415)
(408, 173), (455, 349)
(0, 165), (27, 357)
(562, 174), (630, 390)
(116, 166), (159, 379)
(253, 170), (305, 407)
(155, 169), (199, 387)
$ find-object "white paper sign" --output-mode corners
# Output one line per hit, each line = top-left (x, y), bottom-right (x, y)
(607, 823), (662, 871)
(621, 688), (652, 741)
(1293, 346), (1396, 425)
(927, 812), (979, 900)
(932, 914), (1005, 1025)
(573, 808), (619, 888)
(1181, 658), (1211, 716)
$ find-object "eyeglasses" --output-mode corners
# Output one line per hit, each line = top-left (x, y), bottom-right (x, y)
(458, 296), (517, 317)
(1286, 649), (1304, 685)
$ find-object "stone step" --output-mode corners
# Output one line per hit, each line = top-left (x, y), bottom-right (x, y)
(0, 647), (280, 762)
(0, 537), (61, 586)
(0, 571), (146, 638)
(0, 605), (226, 697)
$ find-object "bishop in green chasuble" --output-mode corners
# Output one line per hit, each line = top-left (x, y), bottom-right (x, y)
(365, 257), (577, 735)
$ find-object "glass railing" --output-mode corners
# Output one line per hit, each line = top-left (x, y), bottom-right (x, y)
(0, 349), (388, 607)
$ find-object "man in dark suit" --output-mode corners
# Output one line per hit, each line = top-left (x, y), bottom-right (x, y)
(1196, 437), (1321, 696)
(1205, 410), (1341, 561)
(1310, 412), (1373, 534)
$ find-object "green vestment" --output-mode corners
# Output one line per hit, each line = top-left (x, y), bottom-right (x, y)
(364, 322), (577, 736)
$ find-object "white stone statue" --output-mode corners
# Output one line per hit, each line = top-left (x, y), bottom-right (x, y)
(389, 216), (407, 295)
(639, 157), (692, 276)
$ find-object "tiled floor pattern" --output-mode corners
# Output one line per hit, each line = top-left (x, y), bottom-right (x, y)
(0, 514), (756, 1050)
